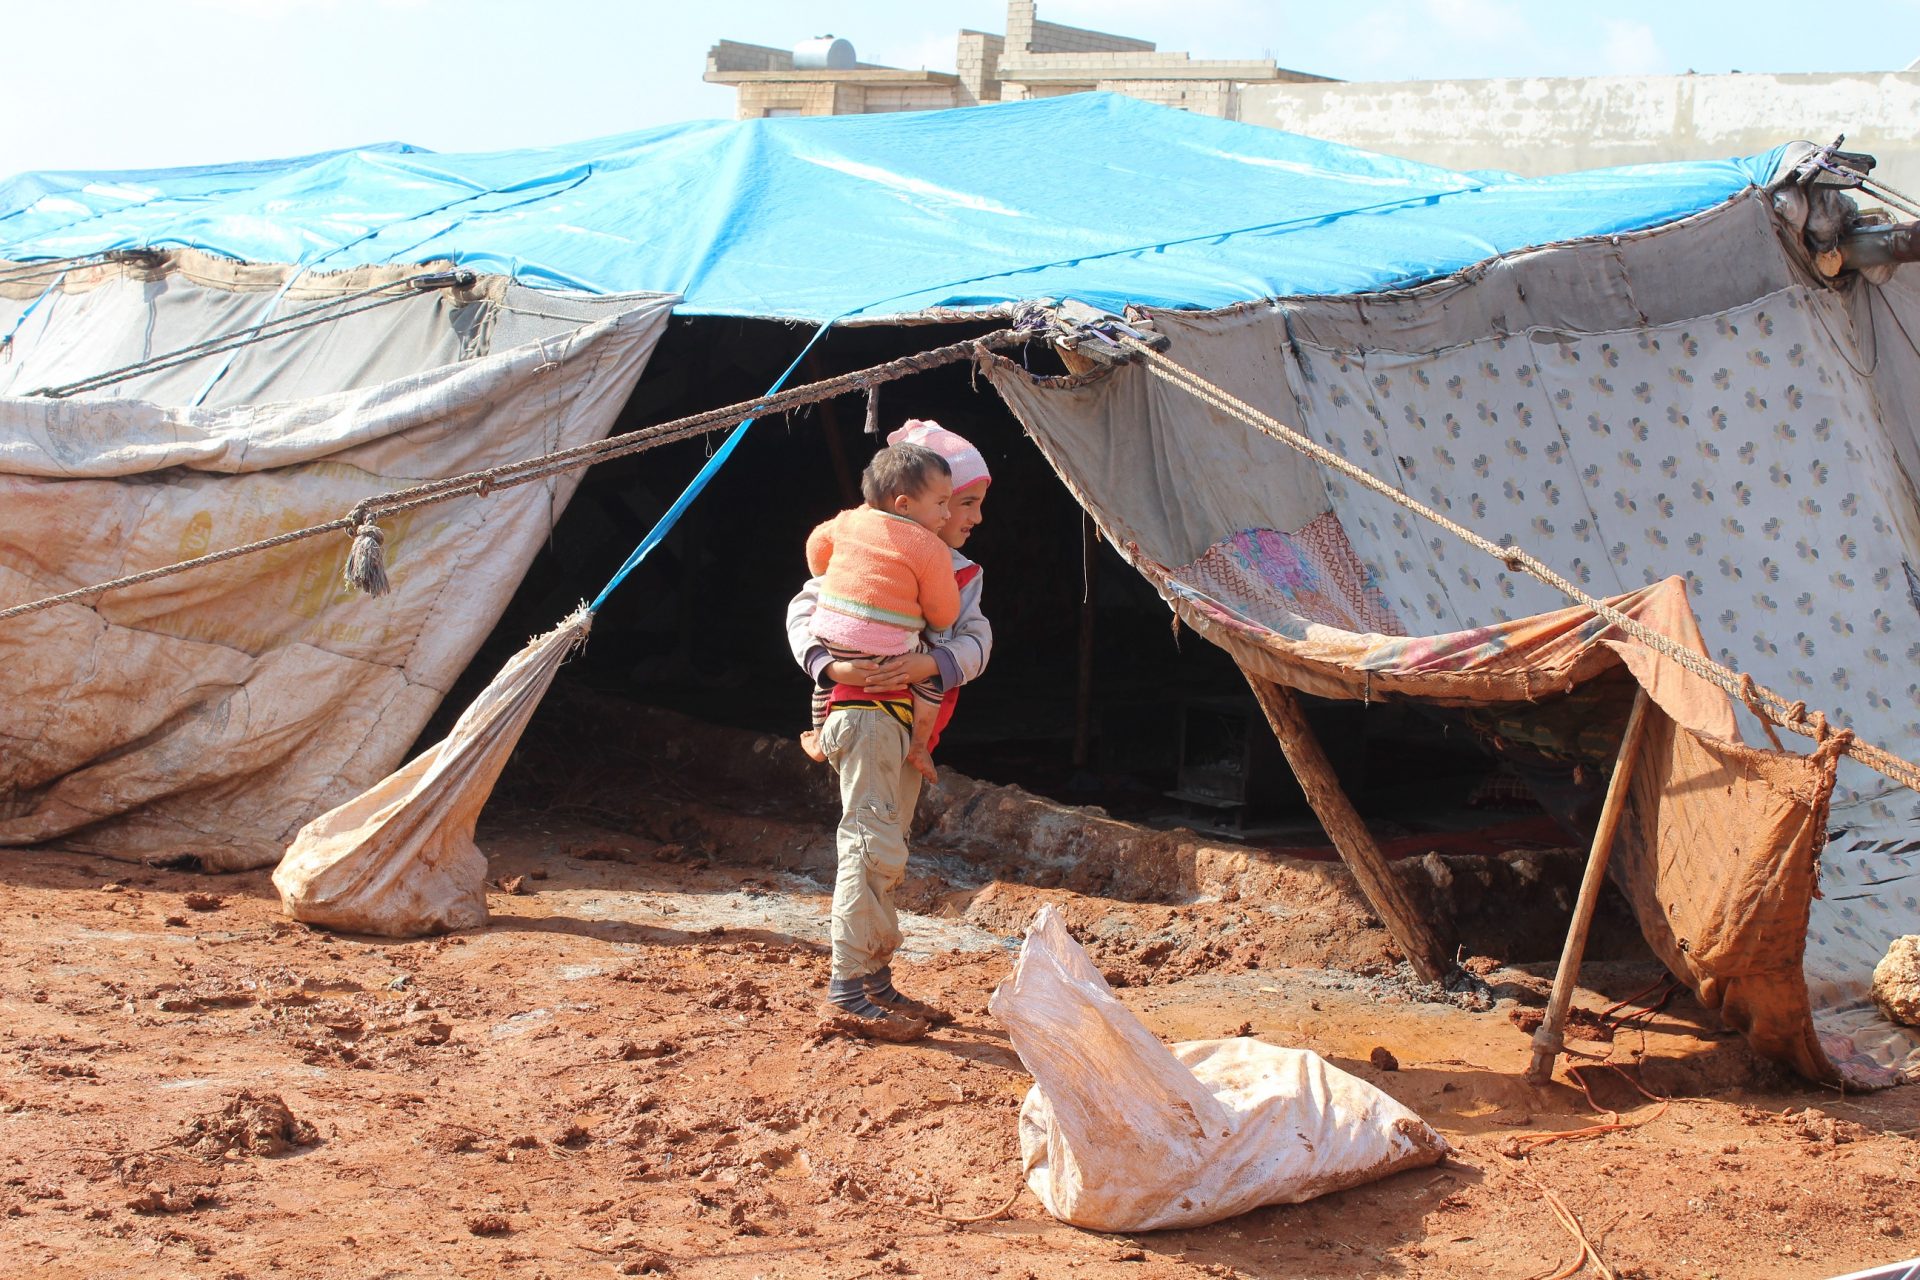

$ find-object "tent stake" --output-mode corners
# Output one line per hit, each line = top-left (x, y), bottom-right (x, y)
(1526, 688), (1654, 1086)
(1242, 670), (1450, 983)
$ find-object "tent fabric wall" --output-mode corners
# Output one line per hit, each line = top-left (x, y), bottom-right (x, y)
(985, 195), (1920, 1087)
(0, 257), (486, 408)
(0, 266), (675, 870)
(0, 252), (652, 408)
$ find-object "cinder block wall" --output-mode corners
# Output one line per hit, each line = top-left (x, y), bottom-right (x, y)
(957, 30), (1006, 107)
(1240, 71), (1920, 191)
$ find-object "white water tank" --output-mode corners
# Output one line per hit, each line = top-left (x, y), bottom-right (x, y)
(794, 35), (855, 71)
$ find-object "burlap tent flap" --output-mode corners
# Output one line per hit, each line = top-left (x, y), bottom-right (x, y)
(273, 607), (592, 936)
(1165, 548), (1848, 1084)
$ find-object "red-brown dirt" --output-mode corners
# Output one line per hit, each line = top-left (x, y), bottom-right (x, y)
(4, 720), (1918, 1278)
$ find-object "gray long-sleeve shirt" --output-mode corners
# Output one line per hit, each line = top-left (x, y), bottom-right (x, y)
(786, 546), (991, 693)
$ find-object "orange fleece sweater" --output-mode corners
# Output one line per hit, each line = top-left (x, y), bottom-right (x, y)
(805, 507), (961, 654)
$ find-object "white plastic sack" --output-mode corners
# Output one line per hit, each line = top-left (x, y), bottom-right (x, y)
(272, 608), (589, 936)
(989, 904), (1450, 1232)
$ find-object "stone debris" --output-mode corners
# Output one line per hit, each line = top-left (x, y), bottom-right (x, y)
(1870, 935), (1920, 1027)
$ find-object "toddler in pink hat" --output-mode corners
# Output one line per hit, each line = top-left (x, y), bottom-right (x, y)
(796, 419), (994, 771)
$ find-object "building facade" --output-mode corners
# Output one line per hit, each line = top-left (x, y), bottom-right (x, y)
(704, 0), (1326, 121)
(705, 2), (1920, 191)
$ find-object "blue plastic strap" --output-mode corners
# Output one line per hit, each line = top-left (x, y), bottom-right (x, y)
(587, 321), (837, 614)
(582, 250), (1039, 615)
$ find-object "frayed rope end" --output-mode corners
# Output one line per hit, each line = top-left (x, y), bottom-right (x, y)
(343, 521), (390, 597)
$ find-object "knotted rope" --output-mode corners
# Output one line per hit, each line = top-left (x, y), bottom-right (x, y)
(0, 329), (1019, 622)
(342, 512), (390, 598)
(1115, 333), (1920, 794)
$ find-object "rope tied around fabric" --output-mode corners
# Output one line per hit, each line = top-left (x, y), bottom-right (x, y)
(0, 328), (1022, 626)
(1112, 333), (1920, 795)
(1738, 673), (1786, 751)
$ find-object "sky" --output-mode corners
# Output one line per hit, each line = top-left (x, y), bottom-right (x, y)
(5, 0), (1920, 178)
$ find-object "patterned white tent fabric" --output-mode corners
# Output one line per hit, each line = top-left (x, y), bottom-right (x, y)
(990, 189), (1920, 1084)
(1284, 286), (1920, 1077)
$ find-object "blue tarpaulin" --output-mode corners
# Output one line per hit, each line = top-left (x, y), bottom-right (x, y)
(0, 94), (1784, 322)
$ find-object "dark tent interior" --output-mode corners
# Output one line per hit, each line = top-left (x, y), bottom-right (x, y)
(427, 314), (1560, 851)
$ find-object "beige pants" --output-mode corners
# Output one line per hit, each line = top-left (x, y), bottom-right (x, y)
(821, 706), (924, 981)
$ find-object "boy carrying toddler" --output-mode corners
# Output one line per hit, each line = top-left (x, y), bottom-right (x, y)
(789, 420), (992, 1042)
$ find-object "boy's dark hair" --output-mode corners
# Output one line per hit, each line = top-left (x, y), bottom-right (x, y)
(861, 443), (951, 508)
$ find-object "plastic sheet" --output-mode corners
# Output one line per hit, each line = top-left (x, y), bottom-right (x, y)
(0, 95), (1780, 321)
(989, 905), (1450, 1231)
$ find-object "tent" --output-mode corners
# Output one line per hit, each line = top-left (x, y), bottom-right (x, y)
(2, 93), (1915, 1085)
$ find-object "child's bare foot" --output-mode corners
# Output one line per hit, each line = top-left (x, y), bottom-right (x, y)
(906, 745), (938, 785)
(799, 729), (827, 763)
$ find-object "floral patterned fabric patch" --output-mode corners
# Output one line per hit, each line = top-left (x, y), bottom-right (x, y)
(1173, 514), (1403, 638)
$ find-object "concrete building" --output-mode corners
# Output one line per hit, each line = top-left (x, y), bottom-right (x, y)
(706, 3), (1920, 191)
(704, 0), (1327, 121)
(703, 38), (962, 119)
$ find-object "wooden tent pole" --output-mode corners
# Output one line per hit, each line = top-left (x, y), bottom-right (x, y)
(1526, 688), (1654, 1086)
(1242, 669), (1450, 983)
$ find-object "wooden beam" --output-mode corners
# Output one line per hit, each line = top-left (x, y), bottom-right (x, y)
(1242, 669), (1451, 983)
(1526, 688), (1653, 1085)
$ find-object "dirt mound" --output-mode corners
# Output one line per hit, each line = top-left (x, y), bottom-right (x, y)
(178, 1091), (319, 1160)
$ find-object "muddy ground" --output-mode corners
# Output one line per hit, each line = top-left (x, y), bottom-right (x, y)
(4, 710), (1918, 1279)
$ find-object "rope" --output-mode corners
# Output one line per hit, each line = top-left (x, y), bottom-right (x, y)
(1803, 152), (1920, 221)
(1115, 334), (1920, 793)
(341, 331), (1016, 533)
(1856, 173), (1920, 222)
(0, 516), (359, 622)
(1866, 183), (1920, 221)
(0, 253), (106, 284)
(586, 314), (845, 612)
(0, 329), (1019, 623)
(914, 1178), (1025, 1224)
(26, 271), (470, 398)
(1520, 1175), (1621, 1280)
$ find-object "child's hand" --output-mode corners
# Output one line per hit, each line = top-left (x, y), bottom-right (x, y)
(827, 653), (938, 689)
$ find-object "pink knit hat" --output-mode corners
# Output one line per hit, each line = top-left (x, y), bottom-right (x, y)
(886, 419), (990, 492)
